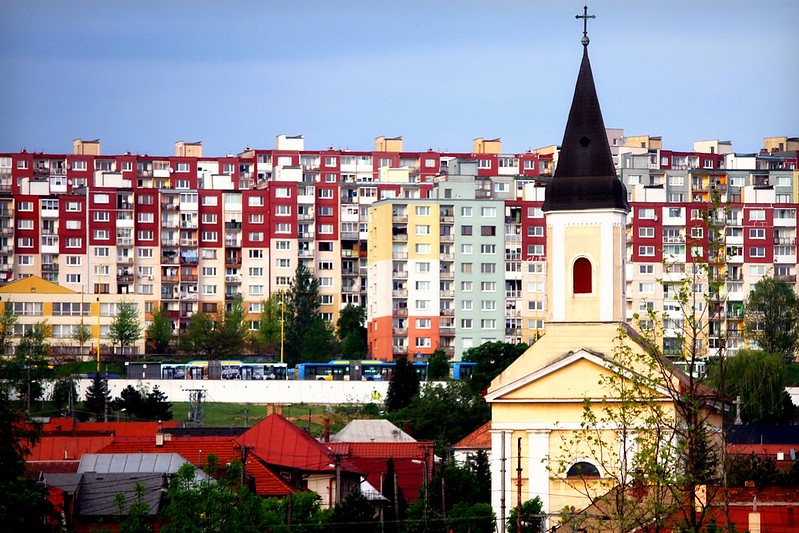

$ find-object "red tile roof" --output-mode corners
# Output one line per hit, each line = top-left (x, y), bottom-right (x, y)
(72, 421), (179, 437)
(453, 421), (491, 450)
(235, 414), (360, 474)
(99, 436), (293, 497)
(328, 441), (434, 460)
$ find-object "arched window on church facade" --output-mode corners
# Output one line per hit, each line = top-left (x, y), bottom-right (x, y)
(566, 461), (601, 478)
(573, 257), (592, 294)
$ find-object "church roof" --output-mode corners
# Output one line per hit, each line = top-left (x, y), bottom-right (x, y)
(542, 45), (629, 213)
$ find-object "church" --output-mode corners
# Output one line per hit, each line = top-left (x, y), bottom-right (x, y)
(485, 8), (723, 532)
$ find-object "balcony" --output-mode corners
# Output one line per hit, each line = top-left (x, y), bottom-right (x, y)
(42, 263), (59, 273)
(161, 255), (179, 265)
(225, 238), (241, 247)
(392, 289), (408, 298)
(180, 221), (198, 229)
(225, 257), (242, 266)
(392, 234), (408, 242)
(440, 234), (454, 242)
(392, 271), (407, 279)
(440, 290), (454, 298)
(162, 275), (178, 283)
(775, 274), (797, 283)
(161, 238), (179, 247)
(180, 256), (198, 265)
(440, 215), (454, 223)
(392, 327), (408, 335)
(392, 345), (409, 355)
(225, 274), (242, 283)
(341, 231), (358, 240)
(180, 238), (198, 247)
(225, 292), (241, 300)
(392, 308), (408, 317)
(299, 248), (314, 258)
(225, 221), (242, 230)
(117, 237), (133, 246)
(392, 252), (408, 260)
(392, 214), (408, 223)
(440, 309), (454, 316)
(117, 274), (133, 283)
(181, 274), (199, 282)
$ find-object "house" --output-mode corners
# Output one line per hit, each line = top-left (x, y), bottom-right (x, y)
(452, 421), (491, 465)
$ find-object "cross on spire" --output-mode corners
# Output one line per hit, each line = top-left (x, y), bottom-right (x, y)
(576, 4), (595, 47)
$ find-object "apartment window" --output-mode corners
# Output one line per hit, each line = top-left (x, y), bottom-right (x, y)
(461, 206), (473, 217)
(461, 244), (473, 254)
(415, 206), (430, 216)
(94, 193), (109, 204)
(66, 274), (81, 283)
(477, 159), (491, 169)
(66, 238), (82, 248)
(318, 189), (334, 199)
(175, 162), (190, 172)
(201, 267), (217, 277)
(461, 226), (473, 236)
(461, 300), (473, 311)
(201, 195), (218, 206)
(249, 285), (264, 296)
(668, 175), (684, 186)
(527, 245), (544, 256)
(415, 225), (430, 235)
(318, 206), (333, 216)
(480, 207), (497, 218)
(249, 231), (265, 241)
(201, 213), (217, 224)
(416, 319), (431, 329)
(639, 283), (654, 294)
(415, 337), (432, 348)
(202, 285), (217, 295)
(93, 211), (109, 222)
(668, 207), (683, 218)
(201, 231), (218, 242)
(71, 160), (86, 171)
(275, 187), (291, 198)
(639, 264), (654, 274)
(137, 230), (154, 241)
(276, 258), (291, 268)
(480, 263), (496, 273)
(638, 208), (655, 219)
(527, 226), (544, 237)
(137, 248), (153, 258)
(415, 243), (431, 254)
(750, 265), (766, 276)
(248, 249), (264, 259)
(481, 300), (497, 311)
(527, 207), (543, 218)
(17, 219), (33, 230)
(320, 294), (334, 305)
(461, 263), (472, 273)
(249, 303), (263, 313)
(638, 246), (655, 257)
(481, 281), (496, 292)
(749, 228), (765, 239)
(66, 201), (81, 212)
(749, 247), (766, 258)
(275, 276), (290, 286)
(137, 212), (154, 223)
(480, 245), (497, 255)
(639, 227), (654, 238)
(318, 224), (333, 234)
(480, 319), (496, 329)
(137, 194), (154, 205)
(17, 255), (34, 265)
(480, 226), (496, 236)
(461, 281), (473, 292)
(416, 262), (431, 273)
(690, 227), (704, 239)
(319, 277), (333, 287)
(461, 318), (473, 329)
(749, 209), (766, 221)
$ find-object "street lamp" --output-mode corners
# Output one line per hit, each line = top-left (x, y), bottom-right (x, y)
(96, 296), (101, 373)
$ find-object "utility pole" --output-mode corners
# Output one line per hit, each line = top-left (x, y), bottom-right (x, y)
(517, 437), (522, 533)
(234, 443), (254, 487)
(501, 432), (507, 533)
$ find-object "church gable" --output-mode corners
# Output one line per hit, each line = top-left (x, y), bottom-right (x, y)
(0, 275), (77, 295)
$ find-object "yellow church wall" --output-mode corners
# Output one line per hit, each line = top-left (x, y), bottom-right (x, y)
(502, 358), (620, 400)
(561, 225), (602, 321)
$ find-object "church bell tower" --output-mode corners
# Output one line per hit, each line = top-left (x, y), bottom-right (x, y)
(541, 7), (630, 324)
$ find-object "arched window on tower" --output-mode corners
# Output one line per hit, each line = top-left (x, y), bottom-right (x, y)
(573, 257), (592, 294)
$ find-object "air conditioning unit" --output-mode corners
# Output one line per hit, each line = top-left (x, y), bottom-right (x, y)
(147, 275), (153, 280)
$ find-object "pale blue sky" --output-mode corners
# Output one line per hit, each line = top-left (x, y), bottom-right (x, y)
(1, 1), (796, 156)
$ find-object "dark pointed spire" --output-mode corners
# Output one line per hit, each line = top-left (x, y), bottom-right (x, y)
(542, 10), (629, 213)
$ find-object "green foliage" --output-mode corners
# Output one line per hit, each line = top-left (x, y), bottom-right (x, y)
(108, 301), (143, 354)
(285, 263), (325, 366)
(427, 456), (492, 517)
(215, 295), (249, 359)
(179, 312), (216, 357)
(786, 363), (799, 386)
(463, 341), (528, 393)
(427, 349), (450, 380)
(2, 321), (51, 409)
(743, 276), (799, 363)
(83, 373), (111, 421)
(0, 394), (54, 531)
(709, 348), (793, 423)
(146, 307), (173, 355)
(112, 384), (173, 421)
(71, 320), (92, 357)
(115, 482), (153, 533)
(0, 299), (18, 355)
(252, 294), (283, 356)
(325, 488), (378, 532)
(385, 357), (420, 412)
(726, 453), (799, 488)
(388, 381), (489, 453)
(302, 319), (339, 362)
(447, 502), (495, 533)
(51, 376), (78, 414)
(507, 497), (544, 533)
(336, 304), (367, 359)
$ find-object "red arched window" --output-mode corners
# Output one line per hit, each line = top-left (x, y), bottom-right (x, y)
(573, 257), (592, 294)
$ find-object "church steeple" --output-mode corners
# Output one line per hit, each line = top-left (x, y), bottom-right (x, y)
(542, 6), (629, 324)
(542, 5), (629, 213)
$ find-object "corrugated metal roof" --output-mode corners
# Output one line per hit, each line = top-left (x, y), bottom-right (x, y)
(75, 473), (164, 517)
(78, 452), (197, 476)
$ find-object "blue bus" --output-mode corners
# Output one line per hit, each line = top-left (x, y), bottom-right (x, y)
(451, 362), (477, 380)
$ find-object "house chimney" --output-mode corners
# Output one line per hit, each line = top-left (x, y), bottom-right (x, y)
(155, 433), (164, 447)
(277, 404), (284, 416)
(405, 420), (413, 437)
(323, 418), (330, 443)
(266, 404), (274, 417)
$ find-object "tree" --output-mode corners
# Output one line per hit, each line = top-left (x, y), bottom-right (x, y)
(427, 349), (450, 380)
(115, 481), (153, 533)
(507, 497), (544, 533)
(285, 263), (322, 366)
(145, 385), (173, 421)
(0, 394), (54, 531)
(0, 298), (18, 355)
(251, 295), (283, 357)
(112, 385), (146, 420)
(146, 307), (173, 355)
(447, 502), (495, 533)
(463, 341), (528, 394)
(710, 348), (794, 424)
(51, 376), (78, 416)
(743, 276), (799, 364)
(388, 381), (489, 453)
(336, 304), (367, 359)
(302, 319), (339, 362)
(325, 488), (378, 533)
(83, 373), (111, 421)
(385, 357), (420, 412)
(179, 312), (216, 358)
(4, 321), (51, 412)
(70, 319), (92, 362)
(108, 301), (143, 358)
(213, 295), (248, 359)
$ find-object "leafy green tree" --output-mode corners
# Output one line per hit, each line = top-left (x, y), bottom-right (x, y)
(325, 488), (378, 533)
(0, 299), (17, 355)
(51, 376), (78, 416)
(179, 312), (216, 358)
(146, 307), (173, 355)
(743, 276), (799, 363)
(385, 357), (420, 412)
(5, 322), (51, 411)
(108, 301), (143, 358)
(214, 295), (248, 359)
(0, 394), (54, 532)
(252, 294), (283, 357)
(71, 320), (92, 360)
(112, 385), (146, 420)
(336, 304), (367, 359)
(285, 263), (323, 365)
(302, 319), (339, 362)
(507, 497), (544, 533)
(83, 373), (111, 421)
(388, 381), (489, 453)
(463, 341), (528, 394)
(709, 348), (794, 424)
(447, 502), (495, 533)
(427, 349), (450, 380)
(115, 482), (153, 533)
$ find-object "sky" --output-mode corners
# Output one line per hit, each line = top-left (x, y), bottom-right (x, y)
(1, 1), (797, 157)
